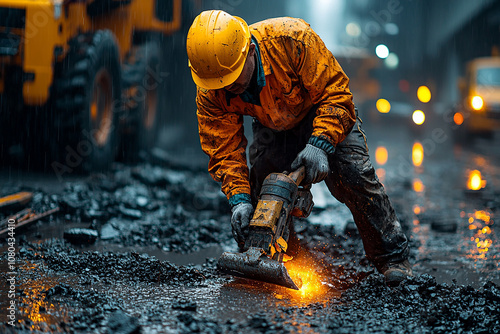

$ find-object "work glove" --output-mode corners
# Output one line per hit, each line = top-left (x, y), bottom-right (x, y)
(231, 202), (254, 248)
(291, 144), (329, 184)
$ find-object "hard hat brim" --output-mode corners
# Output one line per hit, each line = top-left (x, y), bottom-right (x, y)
(189, 55), (247, 91)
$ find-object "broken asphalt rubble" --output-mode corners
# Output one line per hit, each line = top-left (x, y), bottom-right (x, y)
(0, 157), (499, 333)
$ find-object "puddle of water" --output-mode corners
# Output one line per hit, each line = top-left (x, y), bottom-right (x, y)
(17, 277), (71, 332)
(413, 208), (499, 288)
(104, 275), (341, 331)
(0, 261), (74, 330)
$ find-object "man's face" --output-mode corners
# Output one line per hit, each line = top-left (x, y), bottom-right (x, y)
(224, 43), (256, 95)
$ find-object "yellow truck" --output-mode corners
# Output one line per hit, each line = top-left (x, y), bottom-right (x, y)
(455, 57), (500, 138)
(0, 0), (192, 172)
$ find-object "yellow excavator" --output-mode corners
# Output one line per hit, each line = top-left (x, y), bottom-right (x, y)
(0, 0), (195, 172)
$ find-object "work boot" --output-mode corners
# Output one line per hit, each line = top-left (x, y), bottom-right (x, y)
(382, 260), (413, 287)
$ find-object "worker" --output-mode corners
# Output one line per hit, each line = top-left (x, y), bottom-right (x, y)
(186, 10), (413, 286)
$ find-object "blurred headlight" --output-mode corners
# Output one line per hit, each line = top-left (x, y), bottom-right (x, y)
(412, 110), (425, 125)
(471, 96), (484, 111)
(376, 98), (391, 113)
(417, 86), (431, 103)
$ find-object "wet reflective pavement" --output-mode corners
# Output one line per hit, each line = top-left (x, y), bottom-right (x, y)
(368, 122), (500, 288)
(1, 120), (499, 333)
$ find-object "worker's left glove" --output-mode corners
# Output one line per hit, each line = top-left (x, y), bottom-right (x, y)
(291, 144), (329, 184)
(231, 202), (254, 248)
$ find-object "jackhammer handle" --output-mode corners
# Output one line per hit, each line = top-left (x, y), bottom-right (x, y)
(289, 166), (306, 185)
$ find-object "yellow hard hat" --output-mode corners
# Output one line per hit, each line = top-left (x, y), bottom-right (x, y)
(186, 10), (251, 90)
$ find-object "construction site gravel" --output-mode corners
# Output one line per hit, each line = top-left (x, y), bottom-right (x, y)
(1, 125), (500, 333)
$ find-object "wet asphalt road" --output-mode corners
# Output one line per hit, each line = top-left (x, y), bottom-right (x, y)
(0, 114), (499, 333)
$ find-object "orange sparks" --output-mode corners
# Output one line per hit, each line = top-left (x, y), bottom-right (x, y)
(284, 252), (328, 303)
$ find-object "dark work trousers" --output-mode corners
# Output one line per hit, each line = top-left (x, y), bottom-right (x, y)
(248, 108), (409, 272)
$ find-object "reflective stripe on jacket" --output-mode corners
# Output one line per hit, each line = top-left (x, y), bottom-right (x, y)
(196, 17), (356, 199)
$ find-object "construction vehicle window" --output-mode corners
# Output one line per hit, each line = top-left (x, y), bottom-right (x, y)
(0, 8), (25, 29)
(476, 67), (500, 86)
(156, 0), (174, 22)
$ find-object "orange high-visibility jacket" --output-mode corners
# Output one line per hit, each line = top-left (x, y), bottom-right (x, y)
(196, 17), (356, 200)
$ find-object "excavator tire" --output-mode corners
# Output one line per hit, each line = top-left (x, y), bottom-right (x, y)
(120, 40), (162, 161)
(53, 30), (121, 172)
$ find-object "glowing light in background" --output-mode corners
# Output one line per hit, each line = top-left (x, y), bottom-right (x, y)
(413, 205), (421, 215)
(375, 44), (389, 59)
(384, 53), (399, 69)
(375, 146), (388, 165)
(376, 98), (391, 113)
(412, 110), (425, 125)
(417, 86), (431, 103)
(302, 0), (345, 53)
(412, 142), (424, 167)
(345, 22), (361, 37)
(474, 156), (487, 167)
(453, 112), (464, 125)
(413, 179), (425, 192)
(384, 23), (399, 35)
(471, 96), (484, 110)
(467, 170), (487, 190)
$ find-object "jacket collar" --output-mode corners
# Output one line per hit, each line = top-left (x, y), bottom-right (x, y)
(225, 35), (267, 106)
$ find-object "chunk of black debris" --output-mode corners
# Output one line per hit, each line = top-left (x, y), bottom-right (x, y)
(46, 283), (72, 298)
(136, 196), (148, 208)
(172, 299), (197, 311)
(99, 179), (120, 192)
(132, 166), (169, 187)
(59, 195), (86, 212)
(177, 312), (195, 326)
(84, 208), (107, 220)
(100, 223), (120, 240)
(106, 310), (141, 334)
(118, 205), (142, 219)
(63, 228), (98, 245)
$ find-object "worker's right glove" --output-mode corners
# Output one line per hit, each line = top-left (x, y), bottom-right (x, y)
(231, 202), (254, 248)
(291, 144), (329, 184)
